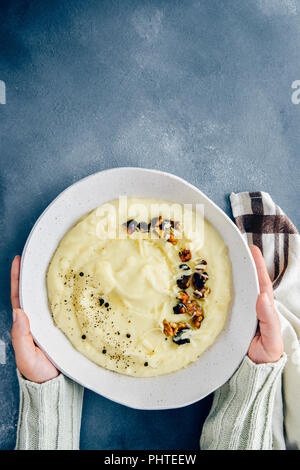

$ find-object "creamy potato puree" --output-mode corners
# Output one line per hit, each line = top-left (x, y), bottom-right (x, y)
(47, 198), (232, 377)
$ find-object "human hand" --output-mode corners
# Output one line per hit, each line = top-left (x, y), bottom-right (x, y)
(248, 246), (284, 364)
(11, 255), (59, 383)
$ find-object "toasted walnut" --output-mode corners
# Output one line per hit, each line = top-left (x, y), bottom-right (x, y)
(166, 230), (178, 245)
(173, 302), (187, 314)
(193, 289), (204, 299)
(137, 221), (149, 233)
(179, 263), (190, 271)
(163, 319), (188, 337)
(193, 286), (211, 299)
(161, 219), (171, 230)
(177, 275), (191, 290)
(148, 217), (178, 244)
(124, 216), (182, 246)
(193, 313), (203, 329)
(176, 291), (190, 303)
(150, 216), (162, 229)
(186, 300), (203, 316)
(151, 216), (163, 237)
(173, 327), (190, 345)
(163, 319), (177, 337)
(194, 260), (207, 271)
(186, 300), (196, 314)
(177, 321), (188, 330)
(174, 221), (181, 231)
(192, 272), (206, 291)
(123, 219), (138, 234)
(179, 249), (192, 262)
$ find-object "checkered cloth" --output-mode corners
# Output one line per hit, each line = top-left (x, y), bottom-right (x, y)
(230, 192), (300, 449)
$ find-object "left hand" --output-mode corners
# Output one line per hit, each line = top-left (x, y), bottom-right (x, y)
(10, 255), (59, 383)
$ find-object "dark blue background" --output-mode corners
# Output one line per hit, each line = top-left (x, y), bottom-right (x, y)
(0, 0), (299, 450)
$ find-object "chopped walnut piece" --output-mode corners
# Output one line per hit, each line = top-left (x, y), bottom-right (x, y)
(177, 274), (191, 290)
(148, 217), (178, 244)
(192, 272), (206, 291)
(170, 220), (181, 231)
(195, 260), (207, 271)
(173, 302), (187, 314)
(177, 321), (188, 330)
(166, 230), (178, 245)
(193, 313), (203, 329)
(151, 216), (163, 237)
(179, 249), (192, 262)
(161, 219), (171, 230)
(186, 300), (203, 317)
(193, 286), (211, 299)
(193, 289), (204, 299)
(124, 215), (181, 246)
(123, 219), (138, 234)
(173, 327), (191, 345)
(179, 263), (190, 271)
(163, 319), (177, 337)
(176, 291), (190, 303)
(163, 319), (188, 337)
(137, 221), (149, 233)
(162, 229), (178, 245)
(150, 216), (163, 229)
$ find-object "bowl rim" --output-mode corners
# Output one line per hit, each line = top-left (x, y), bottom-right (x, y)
(20, 167), (259, 409)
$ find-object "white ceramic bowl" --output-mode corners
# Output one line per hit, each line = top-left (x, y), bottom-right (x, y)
(20, 168), (258, 410)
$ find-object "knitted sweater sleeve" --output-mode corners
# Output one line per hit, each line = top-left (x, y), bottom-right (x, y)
(15, 354), (286, 450)
(200, 354), (287, 450)
(15, 370), (84, 450)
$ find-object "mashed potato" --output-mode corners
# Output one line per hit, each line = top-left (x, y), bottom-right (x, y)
(47, 198), (231, 377)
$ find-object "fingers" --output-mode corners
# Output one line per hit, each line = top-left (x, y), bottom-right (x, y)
(256, 293), (281, 344)
(249, 246), (283, 363)
(11, 308), (59, 383)
(250, 246), (273, 303)
(11, 309), (36, 367)
(11, 255), (21, 309)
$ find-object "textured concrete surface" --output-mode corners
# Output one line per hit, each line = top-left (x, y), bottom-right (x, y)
(0, 0), (300, 450)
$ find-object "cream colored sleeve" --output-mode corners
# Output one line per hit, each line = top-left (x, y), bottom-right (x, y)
(15, 370), (84, 450)
(200, 354), (287, 450)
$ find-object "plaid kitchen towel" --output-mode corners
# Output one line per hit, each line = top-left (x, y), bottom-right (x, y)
(230, 191), (300, 450)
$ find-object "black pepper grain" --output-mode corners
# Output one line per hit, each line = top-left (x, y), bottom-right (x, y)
(81, 335), (86, 340)
(126, 333), (131, 338)
(79, 272), (84, 277)
(105, 302), (109, 308)
(144, 362), (148, 367)
(102, 349), (107, 354)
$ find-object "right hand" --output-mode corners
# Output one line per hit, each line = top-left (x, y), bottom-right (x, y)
(248, 246), (284, 364)
(11, 255), (59, 383)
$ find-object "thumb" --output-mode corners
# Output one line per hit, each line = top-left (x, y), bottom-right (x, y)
(11, 309), (36, 364)
(256, 293), (281, 343)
